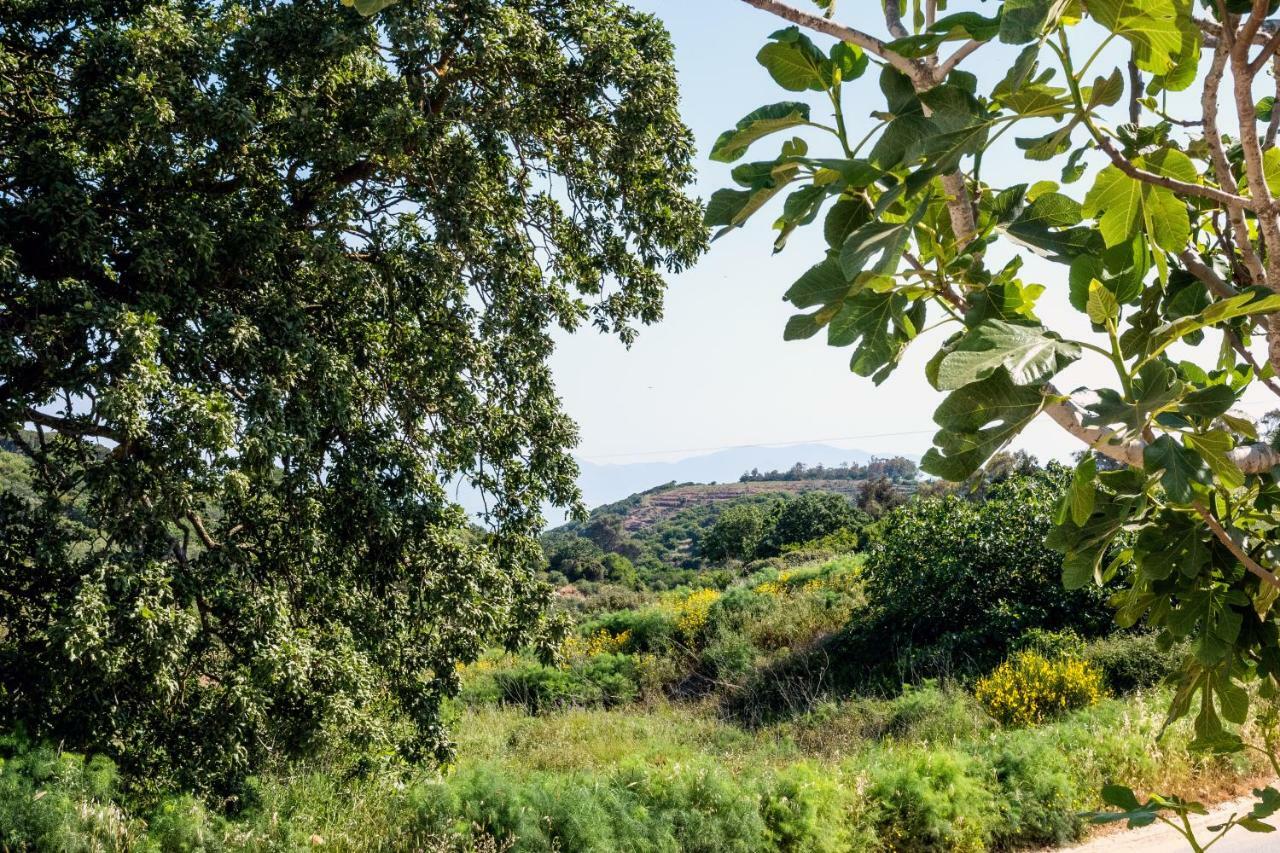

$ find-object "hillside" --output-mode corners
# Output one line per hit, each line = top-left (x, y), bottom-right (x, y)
(604, 479), (867, 534)
(573, 443), (880, 509)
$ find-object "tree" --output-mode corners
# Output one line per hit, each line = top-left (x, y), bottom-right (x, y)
(0, 0), (703, 790)
(701, 503), (770, 562)
(765, 491), (858, 551)
(856, 475), (903, 517)
(719, 0), (1280, 837)
(583, 513), (641, 559)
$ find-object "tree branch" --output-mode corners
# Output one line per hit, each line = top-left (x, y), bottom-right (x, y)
(1096, 132), (1259, 210)
(881, 0), (910, 40)
(934, 40), (984, 83)
(25, 408), (122, 443)
(734, 0), (926, 83)
(1041, 385), (1280, 474)
(1178, 249), (1238, 300)
(1194, 501), (1280, 591)
(1202, 38), (1268, 284)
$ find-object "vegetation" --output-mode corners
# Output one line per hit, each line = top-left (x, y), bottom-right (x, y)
(975, 650), (1107, 727)
(13, 0), (1280, 847)
(713, 0), (1280, 844)
(739, 456), (917, 483)
(1, 0), (703, 791)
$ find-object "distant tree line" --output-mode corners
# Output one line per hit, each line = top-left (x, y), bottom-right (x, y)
(739, 456), (917, 484)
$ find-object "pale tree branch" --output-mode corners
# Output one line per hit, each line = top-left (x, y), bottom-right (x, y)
(1041, 385), (1280, 474)
(1096, 132), (1259, 210)
(941, 172), (977, 244)
(1249, 25), (1280, 73)
(881, 0), (909, 40)
(1225, 328), (1280, 399)
(1202, 40), (1268, 284)
(934, 40), (984, 83)
(1239, 0), (1273, 54)
(734, 0), (926, 83)
(1194, 501), (1280, 591)
(1268, 57), (1280, 147)
(1178, 249), (1238, 299)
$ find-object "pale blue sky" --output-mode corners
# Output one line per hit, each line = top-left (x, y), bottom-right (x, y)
(549, 1), (1277, 466)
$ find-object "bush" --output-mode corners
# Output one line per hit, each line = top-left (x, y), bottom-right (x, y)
(858, 471), (1117, 676)
(586, 608), (679, 655)
(763, 492), (862, 554)
(494, 654), (642, 712)
(989, 736), (1083, 847)
(865, 749), (998, 853)
(613, 759), (770, 853)
(1084, 632), (1184, 693)
(0, 737), (138, 851)
(758, 763), (856, 853)
(975, 651), (1106, 727)
(701, 504), (770, 563)
(1014, 628), (1087, 660)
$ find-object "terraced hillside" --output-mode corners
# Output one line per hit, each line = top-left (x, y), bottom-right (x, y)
(616, 479), (867, 533)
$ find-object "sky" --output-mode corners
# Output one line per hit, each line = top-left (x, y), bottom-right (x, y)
(548, 1), (1280, 467)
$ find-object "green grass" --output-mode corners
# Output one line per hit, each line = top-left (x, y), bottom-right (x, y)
(3, 685), (1264, 851)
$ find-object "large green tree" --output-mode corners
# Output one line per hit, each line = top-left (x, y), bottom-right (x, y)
(0, 0), (703, 790)
(718, 0), (1280, 840)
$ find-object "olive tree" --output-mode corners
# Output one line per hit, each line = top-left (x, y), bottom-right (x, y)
(717, 0), (1280, 838)
(0, 0), (703, 790)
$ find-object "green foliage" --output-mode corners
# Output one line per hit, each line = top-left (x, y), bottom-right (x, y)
(494, 654), (644, 714)
(0, 735), (137, 851)
(702, 503), (770, 563)
(988, 738), (1083, 847)
(866, 749), (998, 853)
(713, 0), (1280, 776)
(1, 0), (704, 791)
(764, 491), (861, 554)
(1084, 632), (1186, 693)
(862, 471), (1116, 670)
(758, 763), (856, 853)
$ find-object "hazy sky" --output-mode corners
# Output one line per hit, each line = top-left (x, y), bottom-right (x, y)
(549, 1), (1279, 466)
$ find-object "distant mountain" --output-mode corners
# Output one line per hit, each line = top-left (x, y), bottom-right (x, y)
(573, 443), (878, 512)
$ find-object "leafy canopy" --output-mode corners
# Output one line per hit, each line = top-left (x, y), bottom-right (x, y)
(0, 0), (703, 790)
(715, 0), (1280, 821)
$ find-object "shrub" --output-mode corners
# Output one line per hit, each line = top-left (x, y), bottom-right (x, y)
(0, 737), (137, 851)
(1014, 628), (1087, 660)
(975, 651), (1106, 727)
(701, 504), (770, 563)
(613, 759), (770, 853)
(763, 492), (862, 554)
(494, 654), (642, 712)
(758, 763), (854, 853)
(988, 736), (1083, 847)
(586, 608), (679, 655)
(865, 749), (998, 853)
(858, 471), (1117, 676)
(672, 588), (722, 644)
(1084, 632), (1184, 693)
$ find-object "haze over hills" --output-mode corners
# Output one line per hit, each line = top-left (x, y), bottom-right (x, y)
(573, 442), (881, 512)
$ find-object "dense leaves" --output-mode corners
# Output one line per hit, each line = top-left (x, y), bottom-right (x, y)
(714, 1), (1280, 801)
(0, 0), (703, 790)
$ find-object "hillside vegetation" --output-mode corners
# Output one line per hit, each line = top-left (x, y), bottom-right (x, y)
(5, 457), (1271, 851)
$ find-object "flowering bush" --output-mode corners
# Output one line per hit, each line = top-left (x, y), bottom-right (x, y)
(560, 629), (632, 667)
(672, 588), (721, 642)
(975, 652), (1105, 727)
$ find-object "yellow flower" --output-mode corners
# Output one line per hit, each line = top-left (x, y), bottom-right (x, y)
(672, 588), (721, 640)
(975, 650), (1105, 727)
